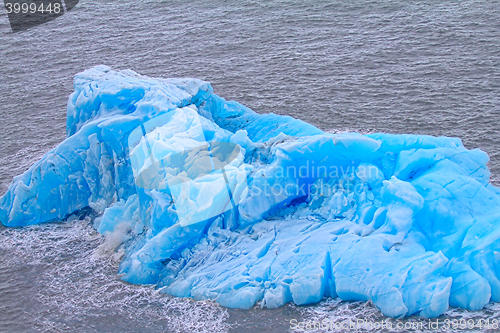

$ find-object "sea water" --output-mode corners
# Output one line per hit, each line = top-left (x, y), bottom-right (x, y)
(1, 1), (499, 332)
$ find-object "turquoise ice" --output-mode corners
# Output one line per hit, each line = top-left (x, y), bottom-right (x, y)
(1, 66), (500, 318)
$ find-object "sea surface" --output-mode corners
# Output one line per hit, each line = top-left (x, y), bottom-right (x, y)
(0, 1), (499, 332)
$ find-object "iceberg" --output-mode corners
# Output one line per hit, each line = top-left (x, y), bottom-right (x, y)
(2, 65), (500, 318)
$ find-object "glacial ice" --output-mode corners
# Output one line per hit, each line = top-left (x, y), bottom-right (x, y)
(2, 65), (500, 318)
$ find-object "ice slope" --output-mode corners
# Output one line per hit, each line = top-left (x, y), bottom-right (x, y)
(1, 65), (500, 318)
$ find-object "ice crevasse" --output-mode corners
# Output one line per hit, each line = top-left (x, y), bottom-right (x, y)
(2, 65), (500, 318)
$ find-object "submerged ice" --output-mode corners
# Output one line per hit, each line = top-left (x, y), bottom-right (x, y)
(2, 66), (500, 318)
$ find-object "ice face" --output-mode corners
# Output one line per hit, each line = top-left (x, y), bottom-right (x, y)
(1, 65), (500, 318)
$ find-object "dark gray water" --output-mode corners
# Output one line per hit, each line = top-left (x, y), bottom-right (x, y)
(1, 1), (499, 332)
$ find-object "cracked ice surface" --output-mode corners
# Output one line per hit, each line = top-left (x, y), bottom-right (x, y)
(2, 66), (500, 318)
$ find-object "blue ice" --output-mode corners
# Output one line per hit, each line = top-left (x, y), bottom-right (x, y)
(1, 65), (500, 318)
